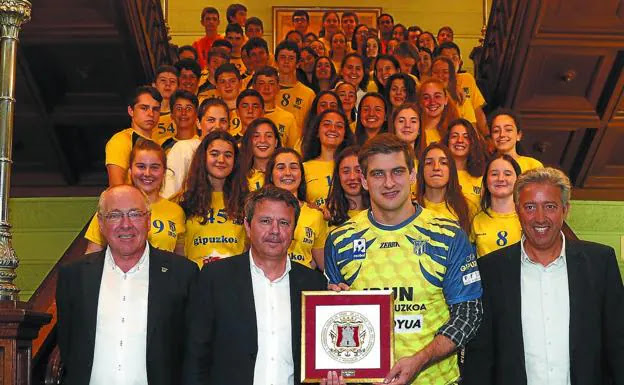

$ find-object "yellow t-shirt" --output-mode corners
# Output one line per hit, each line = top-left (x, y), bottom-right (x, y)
(230, 56), (247, 77)
(265, 106), (297, 148)
(423, 197), (478, 222)
(470, 209), (521, 257)
(197, 89), (219, 105)
(457, 72), (486, 110)
(349, 121), (357, 133)
(328, 209), (365, 232)
(184, 192), (247, 267)
(515, 156), (543, 174)
(152, 111), (177, 142)
(425, 127), (442, 146)
(366, 79), (378, 93)
(84, 198), (186, 252)
(456, 98), (477, 125)
(277, 81), (315, 132)
(247, 169), (265, 191)
(457, 170), (483, 208)
(303, 159), (334, 207)
(288, 204), (328, 268)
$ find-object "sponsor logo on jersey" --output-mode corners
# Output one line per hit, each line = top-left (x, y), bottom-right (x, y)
(465, 253), (476, 263)
(303, 226), (314, 244)
(463, 86), (471, 98)
(460, 260), (478, 272)
(295, 97), (303, 107)
(364, 286), (415, 302)
(379, 241), (399, 249)
(193, 235), (238, 246)
(473, 185), (482, 195)
(288, 252), (305, 261)
(394, 303), (427, 312)
(394, 314), (423, 334)
(413, 239), (426, 255)
(353, 238), (366, 259)
(462, 271), (481, 285)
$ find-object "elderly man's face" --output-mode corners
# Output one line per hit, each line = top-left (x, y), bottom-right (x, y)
(98, 187), (150, 258)
(517, 183), (568, 254)
(245, 199), (296, 260)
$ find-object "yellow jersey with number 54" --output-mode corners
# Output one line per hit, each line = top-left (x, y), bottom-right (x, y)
(184, 192), (247, 267)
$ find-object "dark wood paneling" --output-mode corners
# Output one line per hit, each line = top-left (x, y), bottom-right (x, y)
(536, 0), (624, 37)
(583, 124), (624, 188)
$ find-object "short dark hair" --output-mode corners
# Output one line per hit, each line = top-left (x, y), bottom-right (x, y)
(212, 39), (233, 52)
(174, 59), (201, 79)
(292, 10), (310, 22)
(275, 40), (301, 61)
(408, 25), (422, 34)
(207, 48), (230, 63)
(286, 29), (304, 41)
(393, 41), (418, 58)
(253, 66), (279, 84)
(358, 133), (414, 175)
(342, 11), (359, 24)
(154, 65), (179, 81)
(243, 37), (269, 55)
(177, 45), (198, 60)
(436, 41), (461, 57)
(128, 85), (162, 107)
(225, 23), (244, 36)
(201, 7), (219, 20)
(378, 13), (394, 23)
(245, 17), (263, 31)
(437, 25), (454, 37)
(488, 108), (522, 133)
(236, 89), (264, 109)
(215, 63), (242, 82)
(226, 4), (246, 23)
(169, 89), (199, 112)
(244, 184), (301, 228)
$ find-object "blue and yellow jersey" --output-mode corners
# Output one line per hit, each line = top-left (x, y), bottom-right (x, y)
(184, 192), (247, 267)
(515, 155), (543, 174)
(328, 209), (365, 232)
(85, 198), (185, 252)
(152, 110), (176, 142)
(457, 170), (483, 208)
(324, 207), (482, 385)
(247, 169), (265, 191)
(288, 205), (328, 268)
(304, 159), (334, 207)
(470, 209), (521, 258)
(277, 81), (315, 132)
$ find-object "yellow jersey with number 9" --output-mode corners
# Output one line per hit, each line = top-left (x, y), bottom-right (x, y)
(84, 198), (185, 252)
(184, 192), (247, 267)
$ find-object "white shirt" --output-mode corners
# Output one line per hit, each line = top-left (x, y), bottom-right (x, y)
(520, 232), (571, 385)
(161, 137), (201, 199)
(250, 251), (294, 385)
(90, 244), (150, 385)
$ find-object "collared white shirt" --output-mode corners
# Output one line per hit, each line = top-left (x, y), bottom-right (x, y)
(90, 243), (150, 385)
(250, 251), (294, 385)
(520, 232), (571, 385)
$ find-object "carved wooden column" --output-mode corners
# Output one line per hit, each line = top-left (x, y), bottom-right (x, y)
(0, 1), (52, 383)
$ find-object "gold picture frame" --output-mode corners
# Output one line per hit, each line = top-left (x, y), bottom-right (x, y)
(272, 6), (382, 48)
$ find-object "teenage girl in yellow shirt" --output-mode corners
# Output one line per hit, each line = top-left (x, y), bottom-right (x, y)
(302, 109), (355, 207)
(390, 103), (426, 202)
(325, 146), (370, 230)
(265, 148), (328, 270)
(419, 78), (460, 145)
(416, 143), (476, 235)
(84, 139), (186, 254)
(239, 118), (282, 191)
(179, 131), (248, 267)
(489, 108), (544, 173)
(442, 118), (487, 208)
(471, 154), (522, 257)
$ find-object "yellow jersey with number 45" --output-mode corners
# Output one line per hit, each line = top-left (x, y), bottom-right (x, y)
(470, 209), (521, 257)
(277, 81), (315, 135)
(303, 159), (334, 207)
(84, 198), (185, 252)
(324, 207), (482, 385)
(184, 192), (247, 267)
(288, 205), (328, 268)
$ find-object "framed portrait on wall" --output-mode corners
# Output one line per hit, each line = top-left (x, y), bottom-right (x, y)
(272, 7), (382, 48)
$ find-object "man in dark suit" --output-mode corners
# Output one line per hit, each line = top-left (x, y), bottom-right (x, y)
(183, 185), (327, 385)
(463, 167), (624, 385)
(56, 185), (198, 385)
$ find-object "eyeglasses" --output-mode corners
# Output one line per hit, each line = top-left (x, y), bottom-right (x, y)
(101, 210), (149, 223)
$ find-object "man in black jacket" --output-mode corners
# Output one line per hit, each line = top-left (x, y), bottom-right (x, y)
(183, 185), (327, 385)
(463, 168), (624, 385)
(56, 185), (198, 385)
